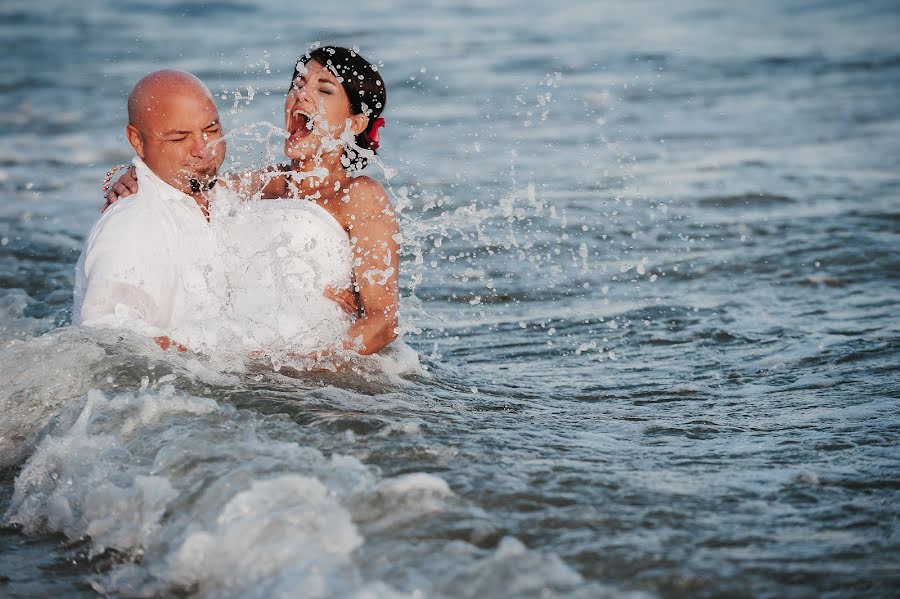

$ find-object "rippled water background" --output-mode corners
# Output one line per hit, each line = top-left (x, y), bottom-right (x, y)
(1, 0), (899, 596)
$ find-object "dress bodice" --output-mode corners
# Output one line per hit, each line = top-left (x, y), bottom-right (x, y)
(215, 198), (353, 354)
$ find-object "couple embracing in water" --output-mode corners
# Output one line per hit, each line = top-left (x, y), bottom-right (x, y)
(75, 46), (402, 368)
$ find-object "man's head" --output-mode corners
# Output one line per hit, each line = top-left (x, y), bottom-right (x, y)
(126, 70), (226, 196)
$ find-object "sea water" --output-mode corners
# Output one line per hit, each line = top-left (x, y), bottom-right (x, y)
(1, 0), (899, 596)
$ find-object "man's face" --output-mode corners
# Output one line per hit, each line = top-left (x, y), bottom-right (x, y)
(129, 92), (226, 195)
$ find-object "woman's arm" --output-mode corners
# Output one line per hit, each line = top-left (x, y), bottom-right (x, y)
(104, 166), (138, 209)
(343, 177), (401, 355)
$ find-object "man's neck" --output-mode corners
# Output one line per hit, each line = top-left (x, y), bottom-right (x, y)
(189, 193), (211, 221)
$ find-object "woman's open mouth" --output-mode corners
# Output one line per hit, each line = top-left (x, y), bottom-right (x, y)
(288, 111), (314, 143)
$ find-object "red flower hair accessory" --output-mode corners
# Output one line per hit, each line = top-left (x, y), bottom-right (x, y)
(367, 117), (386, 149)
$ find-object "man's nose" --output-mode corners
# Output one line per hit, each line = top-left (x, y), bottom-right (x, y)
(189, 133), (207, 158)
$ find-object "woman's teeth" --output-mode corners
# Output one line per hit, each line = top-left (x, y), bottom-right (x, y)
(291, 112), (314, 132)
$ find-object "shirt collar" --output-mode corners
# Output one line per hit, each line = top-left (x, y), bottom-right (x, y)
(131, 156), (196, 204)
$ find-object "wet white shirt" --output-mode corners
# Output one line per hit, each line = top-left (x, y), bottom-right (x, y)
(73, 157), (225, 348)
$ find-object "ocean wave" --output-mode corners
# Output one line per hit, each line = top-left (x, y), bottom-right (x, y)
(2, 384), (608, 598)
(5, 386), (381, 596)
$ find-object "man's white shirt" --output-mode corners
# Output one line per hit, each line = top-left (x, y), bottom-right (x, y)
(74, 157), (225, 348)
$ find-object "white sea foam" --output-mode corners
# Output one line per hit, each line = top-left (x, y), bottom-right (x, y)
(437, 537), (583, 597)
(0, 325), (242, 470)
(431, 536), (656, 598)
(4, 382), (600, 597)
(359, 535), (649, 599)
(158, 474), (363, 596)
(0, 328), (105, 468)
(3, 385), (452, 597)
(351, 473), (454, 533)
(260, 339), (425, 382)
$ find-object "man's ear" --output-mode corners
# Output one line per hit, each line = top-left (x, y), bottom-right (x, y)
(349, 113), (369, 137)
(126, 124), (145, 158)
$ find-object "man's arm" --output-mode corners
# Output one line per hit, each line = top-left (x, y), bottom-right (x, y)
(75, 205), (182, 350)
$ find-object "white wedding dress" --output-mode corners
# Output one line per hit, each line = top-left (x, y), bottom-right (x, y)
(213, 197), (353, 356)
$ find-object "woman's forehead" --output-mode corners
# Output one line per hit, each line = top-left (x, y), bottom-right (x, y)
(298, 60), (340, 82)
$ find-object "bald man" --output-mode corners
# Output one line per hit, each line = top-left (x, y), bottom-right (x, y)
(74, 70), (228, 351)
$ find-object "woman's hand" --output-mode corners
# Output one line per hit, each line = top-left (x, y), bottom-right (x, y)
(324, 285), (361, 316)
(103, 166), (138, 212)
(343, 309), (397, 355)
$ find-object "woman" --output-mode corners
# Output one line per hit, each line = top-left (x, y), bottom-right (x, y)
(107, 46), (399, 359)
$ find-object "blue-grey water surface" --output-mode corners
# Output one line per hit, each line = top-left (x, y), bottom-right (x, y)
(1, 0), (899, 597)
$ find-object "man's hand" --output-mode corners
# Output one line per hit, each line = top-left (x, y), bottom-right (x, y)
(153, 336), (187, 352)
(324, 286), (361, 317)
(102, 166), (138, 212)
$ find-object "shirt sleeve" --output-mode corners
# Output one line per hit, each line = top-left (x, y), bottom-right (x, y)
(74, 204), (175, 337)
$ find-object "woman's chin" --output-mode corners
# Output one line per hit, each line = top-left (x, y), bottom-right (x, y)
(283, 140), (310, 162)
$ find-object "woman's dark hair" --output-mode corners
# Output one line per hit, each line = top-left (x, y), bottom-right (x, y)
(292, 45), (387, 171)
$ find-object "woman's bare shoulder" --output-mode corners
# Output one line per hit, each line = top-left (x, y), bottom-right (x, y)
(346, 176), (393, 215)
(347, 175), (386, 195)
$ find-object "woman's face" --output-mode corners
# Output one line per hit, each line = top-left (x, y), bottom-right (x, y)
(284, 59), (366, 163)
